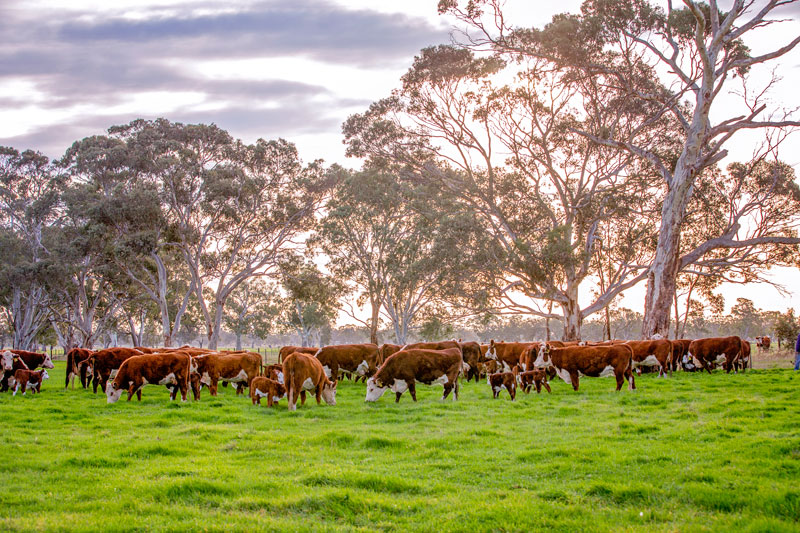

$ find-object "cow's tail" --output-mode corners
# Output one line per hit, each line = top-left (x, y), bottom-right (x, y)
(287, 365), (295, 410)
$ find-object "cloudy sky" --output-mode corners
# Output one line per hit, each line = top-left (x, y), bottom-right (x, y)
(2, 0), (799, 315)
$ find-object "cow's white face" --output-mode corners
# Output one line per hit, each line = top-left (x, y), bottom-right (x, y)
(42, 354), (54, 369)
(41, 369), (49, 381)
(485, 344), (497, 360)
(189, 358), (198, 373)
(533, 345), (551, 368)
(1, 351), (13, 371)
(365, 376), (387, 402)
(106, 381), (124, 404)
(321, 381), (337, 405)
(683, 352), (692, 364)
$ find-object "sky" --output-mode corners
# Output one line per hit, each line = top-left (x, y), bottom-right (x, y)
(2, 0), (800, 318)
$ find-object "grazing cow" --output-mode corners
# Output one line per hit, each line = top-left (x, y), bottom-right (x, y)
(485, 340), (536, 372)
(735, 339), (752, 372)
(13, 369), (49, 395)
(365, 347), (462, 403)
(487, 371), (517, 400)
(191, 351), (262, 399)
(626, 339), (673, 377)
(250, 377), (286, 406)
(534, 344), (635, 391)
(315, 343), (381, 382)
(106, 352), (193, 403)
(264, 363), (284, 383)
(518, 369), (551, 394)
(279, 345), (318, 363)
(9, 349), (54, 371)
(686, 336), (742, 374)
(90, 347), (144, 393)
(65, 348), (94, 389)
(282, 352), (337, 411)
(1, 351), (29, 392)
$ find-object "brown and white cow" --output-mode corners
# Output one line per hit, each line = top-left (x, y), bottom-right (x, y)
(279, 345), (318, 363)
(735, 339), (752, 372)
(625, 339), (673, 377)
(458, 341), (487, 382)
(263, 363), (284, 383)
(485, 340), (537, 372)
(487, 370), (517, 400)
(190, 351), (262, 399)
(13, 368), (49, 395)
(250, 377), (286, 406)
(9, 349), (54, 371)
(365, 347), (462, 403)
(282, 352), (337, 411)
(534, 344), (635, 391)
(90, 347), (144, 393)
(65, 348), (94, 389)
(106, 352), (193, 403)
(1, 351), (29, 392)
(315, 343), (381, 382)
(518, 369), (551, 394)
(686, 336), (742, 374)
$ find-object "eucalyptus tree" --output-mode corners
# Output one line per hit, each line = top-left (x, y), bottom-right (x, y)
(440, 0), (800, 337)
(223, 279), (280, 350)
(0, 147), (62, 349)
(279, 260), (342, 347)
(344, 45), (667, 339)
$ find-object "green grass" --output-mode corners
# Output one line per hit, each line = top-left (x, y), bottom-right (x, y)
(1, 363), (799, 532)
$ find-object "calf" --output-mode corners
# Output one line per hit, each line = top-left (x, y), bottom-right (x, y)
(687, 336), (742, 373)
(65, 348), (94, 389)
(315, 343), (381, 382)
(191, 351), (262, 399)
(250, 377), (286, 406)
(283, 352), (337, 411)
(264, 363), (284, 383)
(106, 352), (193, 403)
(534, 344), (635, 391)
(365, 347), (462, 403)
(626, 339), (673, 377)
(487, 371), (517, 400)
(518, 343), (542, 373)
(518, 369), (551, 394)
(13, 369), (49, 395)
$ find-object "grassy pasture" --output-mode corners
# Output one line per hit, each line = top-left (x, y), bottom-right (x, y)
(1, 363), (799, 532)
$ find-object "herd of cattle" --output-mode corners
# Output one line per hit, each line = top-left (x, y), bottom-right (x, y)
(0, 334), (761, 407)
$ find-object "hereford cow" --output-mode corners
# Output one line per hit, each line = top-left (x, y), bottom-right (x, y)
(686, 336), (742, 373)
(626, 339), (673, 377)
(459, 341), (487, 382)
(9, 349), (54, 371)
(365, 347), (462, 403)
(65, 348), (94, 389)
(315, 343), (381, 382)
(282, 352), (337, 411)
(106, 352), (193, 403)
(279, 345), (318, 363)
(518, 343), (543, 373)
(518, 369), (551, 394)
(90, 347), (144, 393)
(1, 351), (29, 392)
(735, 339), (751, 372)
(487, 371), (517, 400)
(13, 368), (49, 395)
(534, 344), (635, 391)
(485, 340), (536, 372)
(250, 377), (286, 407)
(190, 351), (261, 399)
(755, 336), (771, 351)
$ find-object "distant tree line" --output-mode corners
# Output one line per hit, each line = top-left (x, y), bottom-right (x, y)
(2, 1), (800, 349)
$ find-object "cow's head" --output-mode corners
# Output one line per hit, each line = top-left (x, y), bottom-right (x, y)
(534, 344), (552, 368)
(1, 350), (13, 371)
(365, 376), (387, 402)
(485, 340), (497, 360)
(105, 380), (124, 404)
(42, 353), (54, 369)
(321, 380), (337, 405)
(40, 369), (50, 381)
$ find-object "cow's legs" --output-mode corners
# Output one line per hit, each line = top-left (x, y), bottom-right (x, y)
(315, 386), (322, 405)
(300, 390), (307, 405)
(569, 372), (580, 391)
(210, 378), (219, 396)
(136, 388), (142, 401)
(408, 380), (417, 402)
(442, 383), (452, 401)
(179, 379), (188, 402)
(395, 391), (403, 403)
(542, 380), (551, 393)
